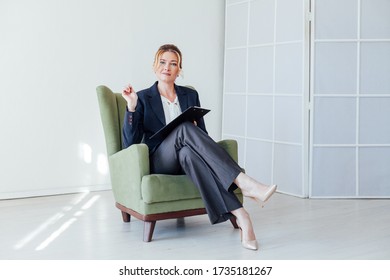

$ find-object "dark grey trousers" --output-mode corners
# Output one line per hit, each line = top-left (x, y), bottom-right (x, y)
(150, 122), (243, 224)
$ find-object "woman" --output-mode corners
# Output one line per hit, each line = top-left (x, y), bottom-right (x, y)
(122, 44), (277, 250)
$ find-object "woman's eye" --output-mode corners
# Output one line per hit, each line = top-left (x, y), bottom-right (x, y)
(170, 63), (177, 67)
(159, 61), (166, 65)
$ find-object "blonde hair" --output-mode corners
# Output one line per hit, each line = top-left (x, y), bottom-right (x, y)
(153, 44), (183, 72)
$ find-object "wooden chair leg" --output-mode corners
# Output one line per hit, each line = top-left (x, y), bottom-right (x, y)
(143, 221), (156, 242)
(229, 216), (239, 229)
(121, 211), (131, 223)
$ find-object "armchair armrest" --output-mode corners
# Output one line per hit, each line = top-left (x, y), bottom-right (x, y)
(108, 143), (150, 208)
(217, 139), (238, 163)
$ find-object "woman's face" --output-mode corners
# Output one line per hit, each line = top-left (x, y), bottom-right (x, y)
(155, 51), (180, 84)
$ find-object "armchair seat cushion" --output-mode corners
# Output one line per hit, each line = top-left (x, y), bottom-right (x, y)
(141, 174), (201, 204)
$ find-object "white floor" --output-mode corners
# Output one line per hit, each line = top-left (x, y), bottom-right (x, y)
(1, 190), (390, 260)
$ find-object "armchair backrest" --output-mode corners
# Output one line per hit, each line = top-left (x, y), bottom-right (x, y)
(96, 85), (127, 156)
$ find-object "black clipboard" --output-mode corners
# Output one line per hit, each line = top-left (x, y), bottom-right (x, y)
(149, 106), (210, 140)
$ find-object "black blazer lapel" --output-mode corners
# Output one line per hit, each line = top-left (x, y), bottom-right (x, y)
(147, 82), (166, 126)
(176, 85), (189, 112)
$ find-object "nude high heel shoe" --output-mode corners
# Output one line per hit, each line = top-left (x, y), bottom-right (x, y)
(239, 228), (259, 251)
(251, 184), (277, 208)
(236, 219), (259, 251)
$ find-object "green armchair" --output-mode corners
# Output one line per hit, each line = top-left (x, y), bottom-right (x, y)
(96, 85), (243, 242)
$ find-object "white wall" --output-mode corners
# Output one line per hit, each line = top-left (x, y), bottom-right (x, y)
(0, 0), (225, 199)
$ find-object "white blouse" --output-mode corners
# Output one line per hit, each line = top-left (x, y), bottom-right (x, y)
(160, 95), (182, 124)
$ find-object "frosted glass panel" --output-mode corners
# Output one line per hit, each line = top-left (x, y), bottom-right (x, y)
(246, 95), (273, 139)
(248, 46), (274, 93)
(361, 0), (390, 39)
(359, 97), (390, 144)
(273, 144), (303, 195)
(276, 0), (304, 42)
(226, 3), (248, 48)
(360, 42), (390, 94)
(249, 0), (275, 45)
(314, 42), (357, 94)
(223, 95), (246, 136)
(224, 48), (247, 92)
(311, 147), (356, 196)
(223, 0), (390, 198)
(245, 139), (273, 185)
(359, 147), (390, 196)
(313, 97), (356, 144)
(315, 0), (358, 39)
(275, 43), (303, 94)
(310, 0), (390, 197)
(274, 96), (302, 143)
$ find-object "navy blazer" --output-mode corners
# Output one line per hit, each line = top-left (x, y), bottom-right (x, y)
(122, 81), (208, 153)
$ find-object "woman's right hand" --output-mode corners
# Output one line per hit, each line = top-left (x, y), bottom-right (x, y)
(122, 84), (138, 112)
